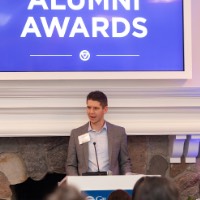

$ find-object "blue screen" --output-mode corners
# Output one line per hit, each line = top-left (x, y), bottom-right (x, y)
(0, 0), (184, 72)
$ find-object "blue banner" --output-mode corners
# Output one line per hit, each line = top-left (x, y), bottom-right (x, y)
(0, 0), (184, 72)
(84, 190), (132, 200)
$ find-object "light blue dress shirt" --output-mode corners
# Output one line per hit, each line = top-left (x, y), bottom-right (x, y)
(88, 123), (109, 172)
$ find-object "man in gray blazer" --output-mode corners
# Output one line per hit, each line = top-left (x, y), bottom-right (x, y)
(66, 91), (132, 176)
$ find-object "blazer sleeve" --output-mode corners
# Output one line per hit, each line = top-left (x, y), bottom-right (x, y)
(119, 128), (132, 174)
(66, 130), (79, 176)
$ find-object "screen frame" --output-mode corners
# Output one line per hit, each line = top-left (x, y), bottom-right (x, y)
(0, 0), (192, 80)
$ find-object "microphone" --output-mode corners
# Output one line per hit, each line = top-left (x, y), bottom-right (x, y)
(93, 142), (100, 172)
(82, 142), (107, 176)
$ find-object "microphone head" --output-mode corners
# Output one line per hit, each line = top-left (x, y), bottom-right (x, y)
(93, 142), (96, 145)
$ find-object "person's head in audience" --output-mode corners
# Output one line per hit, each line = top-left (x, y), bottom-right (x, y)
(108, 189), (131, 200)
(132, 177), (145, 200)
(45, 185), (85, 200)
(133, 177), (179, 200)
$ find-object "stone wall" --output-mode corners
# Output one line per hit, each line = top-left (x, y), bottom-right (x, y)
(129, 136), (200, 199)
(0, 136), (199, 200)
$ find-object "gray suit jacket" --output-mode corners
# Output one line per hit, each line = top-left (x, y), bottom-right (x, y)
(66, 122), (132, 176)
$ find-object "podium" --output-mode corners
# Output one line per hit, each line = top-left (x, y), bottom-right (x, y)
(62, 175), (148, 199)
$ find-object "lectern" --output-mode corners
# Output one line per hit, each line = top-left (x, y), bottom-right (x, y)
(63, 175), (147, 199)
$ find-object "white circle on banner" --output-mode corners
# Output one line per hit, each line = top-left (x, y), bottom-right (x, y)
(79, 50), (90, 61)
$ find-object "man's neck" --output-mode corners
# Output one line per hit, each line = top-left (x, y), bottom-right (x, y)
(90, 121), (105, 132)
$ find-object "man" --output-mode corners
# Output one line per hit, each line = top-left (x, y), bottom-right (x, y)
(66, 91), (132, 176)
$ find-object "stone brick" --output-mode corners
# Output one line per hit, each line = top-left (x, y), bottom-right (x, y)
(128, 136), (147, 174)
(181, 185), (199, 200)
(18, 138), (48, 180)
(170, 158), (189, 178)
(0, 138), (19, 153)
(0, 153), (28, 185)
(174, 172), (200, 195)
(148, 135), (168, 158)
(0, 171), (12, 200)
(187, 158), (200, 174)
(147, 155), (168, 176)
(45, 137), (68, 173)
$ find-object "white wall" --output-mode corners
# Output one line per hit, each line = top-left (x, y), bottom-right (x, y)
(185, 0), (200, 86)
(0, 0), (200, 137)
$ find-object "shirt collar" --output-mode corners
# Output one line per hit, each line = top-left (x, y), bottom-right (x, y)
(88, 122), (107, 132)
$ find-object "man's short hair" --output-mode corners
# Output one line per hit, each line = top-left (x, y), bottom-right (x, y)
(87, 91), (108, 108)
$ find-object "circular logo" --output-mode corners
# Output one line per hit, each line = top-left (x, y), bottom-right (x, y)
(86, 196), (95, 200)
(79, 50), (90, 61)
(96, 196), (105, 200)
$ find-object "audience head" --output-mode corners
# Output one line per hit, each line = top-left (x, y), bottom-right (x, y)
(108, 189), (131, 200)
(132, 177), (145, 200)
(133, 177), (179, 200)
(45, 185), (86, 200)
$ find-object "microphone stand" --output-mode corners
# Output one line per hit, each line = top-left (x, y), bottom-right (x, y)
(93, 142), (100, 172)
(82, 142), (107, 176)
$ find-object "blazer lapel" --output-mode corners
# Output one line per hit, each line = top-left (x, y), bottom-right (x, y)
(81, 122), (90, 171)
(107, 122), (113, 166)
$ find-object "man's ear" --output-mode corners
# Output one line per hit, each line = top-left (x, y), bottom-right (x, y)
(104, 106), (108, 114)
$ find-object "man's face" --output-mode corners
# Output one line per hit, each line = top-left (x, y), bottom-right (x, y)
(87, 100), (108, 125)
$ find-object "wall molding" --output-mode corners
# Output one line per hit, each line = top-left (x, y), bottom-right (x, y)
(1, 86), (200, 98)
(0, 85), (200, 136)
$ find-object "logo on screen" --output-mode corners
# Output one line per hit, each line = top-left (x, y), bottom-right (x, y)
(86, 196), (106, 200)
(80, 50), (90, 61)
